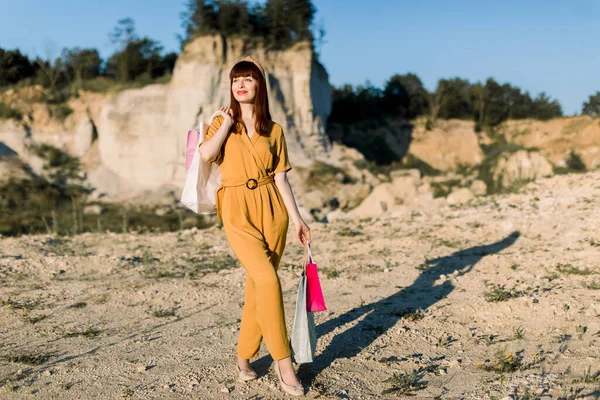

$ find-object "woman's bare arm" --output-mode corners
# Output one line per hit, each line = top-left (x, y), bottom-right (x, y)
(275, 172), (311, 245)
(199, 109), (233, 163)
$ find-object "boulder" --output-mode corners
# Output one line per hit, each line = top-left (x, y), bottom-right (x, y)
(349, 183), (397, 218)
(336, 183), (372, 210)
(447, 188), (474, 205)
(389, 175), (419, 205)
(470, 179), (487, 196)
(325, 209), (349, 222)
(417, 181), (432, 194)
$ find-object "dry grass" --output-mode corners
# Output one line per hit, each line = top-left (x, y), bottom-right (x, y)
(382, 370), (427, 395)
(484, 285), (524, 302)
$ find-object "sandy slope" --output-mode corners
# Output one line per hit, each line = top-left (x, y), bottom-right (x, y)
(1, 171), (600, 399)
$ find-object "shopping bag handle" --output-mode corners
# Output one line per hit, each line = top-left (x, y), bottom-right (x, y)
(197, 111), (223, 132)
(303, 242), (314, 268)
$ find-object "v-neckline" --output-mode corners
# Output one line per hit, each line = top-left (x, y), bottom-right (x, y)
(239, 120), (259, 144)
(239, 128), (267, 171)
(242, 127), (259, 145)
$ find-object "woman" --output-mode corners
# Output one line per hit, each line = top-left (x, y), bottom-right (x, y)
(199, 56), (310, 397)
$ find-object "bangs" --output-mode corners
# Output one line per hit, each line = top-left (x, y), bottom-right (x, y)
(229, 61), (262, 80)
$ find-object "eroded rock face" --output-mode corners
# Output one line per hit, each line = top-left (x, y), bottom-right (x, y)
(493, 150), (554, 189)
(94, 36), (331, 196)
(0, 36), (332, 199)
(501, 116), (600, 169)
(409, 119), (484, 171)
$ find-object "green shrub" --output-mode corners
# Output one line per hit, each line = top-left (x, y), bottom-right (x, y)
(425, 118), (434, 131)
(566, 151), (586, 171)
(53, 103), (73, 122)
(0, 102), (22, 120)
(1, 143), (216, 236)
(430, 179), (461, 198)
(43, 88), (70, 104)
(0, 180), (215, 237)
(554, 150), (587, 175)
(26, 143), (84, 185)
(309, 161), (354, 185)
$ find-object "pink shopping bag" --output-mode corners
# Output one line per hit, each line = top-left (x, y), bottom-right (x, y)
(305, 243), (327, 312)
(185, 129), (200, 172)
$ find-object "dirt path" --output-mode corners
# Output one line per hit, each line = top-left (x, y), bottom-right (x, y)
(1, 171), (600, 399)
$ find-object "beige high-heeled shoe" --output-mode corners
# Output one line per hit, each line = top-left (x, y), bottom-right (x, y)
(273, 360), (304, 396)
(236, 363), (257, 381)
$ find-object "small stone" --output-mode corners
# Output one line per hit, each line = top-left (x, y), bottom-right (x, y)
(220, 386), (230, 393)
(189, 377), (200, 389)
(137, 365), (149, 373)
(42, 370), (53, 377)
(16, 369), (23, 376)
(383, 268), (390, 273)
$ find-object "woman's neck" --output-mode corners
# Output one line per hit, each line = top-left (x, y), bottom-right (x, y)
(239, 103), (255, 120)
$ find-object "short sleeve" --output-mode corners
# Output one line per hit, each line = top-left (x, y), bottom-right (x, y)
(204, 115), (224, 141)
(273, 127), (292, 174)
(201, 115), (224, 163)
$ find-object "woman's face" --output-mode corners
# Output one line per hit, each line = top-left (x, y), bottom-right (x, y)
(232, 75), (257, 104)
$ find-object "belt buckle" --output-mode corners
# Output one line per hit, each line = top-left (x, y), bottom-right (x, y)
(246, 178), (258, 190)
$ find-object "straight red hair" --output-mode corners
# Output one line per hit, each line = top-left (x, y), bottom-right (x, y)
(229, 61), (271, 136)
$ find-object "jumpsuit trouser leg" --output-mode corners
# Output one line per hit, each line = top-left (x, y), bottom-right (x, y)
(223, 194), (290, 361)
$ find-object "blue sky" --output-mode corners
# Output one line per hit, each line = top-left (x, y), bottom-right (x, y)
(0, 0), (598, 114)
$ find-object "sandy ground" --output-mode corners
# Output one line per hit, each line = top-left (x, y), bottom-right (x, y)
(1, 171), (600, 400)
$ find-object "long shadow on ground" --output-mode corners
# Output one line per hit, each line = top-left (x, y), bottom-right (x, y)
(298, 231), (521, 387)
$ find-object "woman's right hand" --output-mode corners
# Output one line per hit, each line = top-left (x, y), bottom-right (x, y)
(215, 106), (234, 128)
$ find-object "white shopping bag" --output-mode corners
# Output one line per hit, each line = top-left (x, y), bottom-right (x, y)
(180, 113), (221, 214)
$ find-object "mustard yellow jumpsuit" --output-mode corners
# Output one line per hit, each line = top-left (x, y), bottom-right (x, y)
(204, 116), (292, 361)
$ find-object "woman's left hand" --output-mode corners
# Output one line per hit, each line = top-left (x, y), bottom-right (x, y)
(295, 221), (311, 246)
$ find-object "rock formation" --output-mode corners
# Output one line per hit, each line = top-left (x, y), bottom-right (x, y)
(93, 36), (331, 197)
(0, 35), (332, 199)
(500, 116), (600, 169)
(1, 37), (599, 222)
